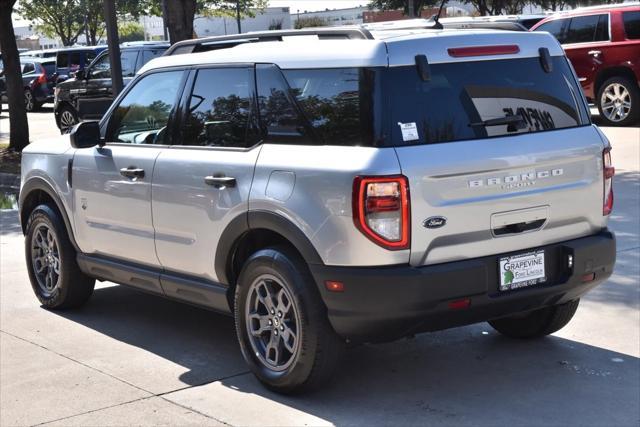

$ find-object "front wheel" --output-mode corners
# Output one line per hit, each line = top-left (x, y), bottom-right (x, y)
(58, 105), (78, 134)
(488, 299), (580, 339)
(597, 76), (640, 126)
(234, 247), (344, 394)
(25, 204), (95, 309)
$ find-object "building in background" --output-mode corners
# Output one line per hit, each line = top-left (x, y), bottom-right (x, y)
(194, 7), (292, 37)
(291, 6), (367, 27)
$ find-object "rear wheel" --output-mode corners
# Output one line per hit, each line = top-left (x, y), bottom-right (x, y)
(597, 76), (640, 126)
(488, 299), (580, 339)
(25, 204), (95, 309)
(24, 88), (40, 112)
(58, 105), (78, 134)
(234, 247), (344, 394)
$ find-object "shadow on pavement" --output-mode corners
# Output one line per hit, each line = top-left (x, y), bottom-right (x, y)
(45, 280), (640, 425)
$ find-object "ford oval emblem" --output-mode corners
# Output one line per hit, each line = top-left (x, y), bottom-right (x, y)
(423, 216), (447, 229)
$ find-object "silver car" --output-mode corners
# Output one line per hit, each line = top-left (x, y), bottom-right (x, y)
(19, 24), (616, 393)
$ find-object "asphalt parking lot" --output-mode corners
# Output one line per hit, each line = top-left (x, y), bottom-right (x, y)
(0, 107), (639, 426)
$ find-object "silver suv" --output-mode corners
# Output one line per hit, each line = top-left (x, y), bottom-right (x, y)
(19, 24), (617, 393)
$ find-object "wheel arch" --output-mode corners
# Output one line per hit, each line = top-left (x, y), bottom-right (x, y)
(595, 66), (639, 96)
(216, 211), (324, 310)
(19, 178), (79, 251)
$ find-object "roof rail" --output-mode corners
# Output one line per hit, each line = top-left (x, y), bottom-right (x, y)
(164, 27), (374, 56)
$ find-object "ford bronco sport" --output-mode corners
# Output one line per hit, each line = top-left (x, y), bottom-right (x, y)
(20, 23), (616, 393)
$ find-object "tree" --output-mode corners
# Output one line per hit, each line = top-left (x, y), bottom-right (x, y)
(18, 0), (85, 46)
(369, 0), (439, 18)
(0, 0), (29, 151)
(118, 21), (145, 42)
(209, 0), (268, 34)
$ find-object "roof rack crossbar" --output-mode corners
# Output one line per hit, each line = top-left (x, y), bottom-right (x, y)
(165, 27), (374, 56)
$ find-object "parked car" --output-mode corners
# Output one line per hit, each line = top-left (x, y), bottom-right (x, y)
(54, 46), (107, 83)
(20, 25), (616, 393)
(0, 57), (57, 111)
(532, 3), (640, 126)
(54, 42), (169, 133)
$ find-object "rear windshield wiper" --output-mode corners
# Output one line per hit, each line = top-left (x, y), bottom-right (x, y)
(469, 114), (527, 132)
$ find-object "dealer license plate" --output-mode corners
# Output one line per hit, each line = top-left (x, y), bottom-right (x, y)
(499, 250), (546, 291)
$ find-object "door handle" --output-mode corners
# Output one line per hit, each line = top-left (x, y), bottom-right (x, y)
(120, 167), (145, 179)
(204, 175), (236, 188)
(588, 50), (602, 57)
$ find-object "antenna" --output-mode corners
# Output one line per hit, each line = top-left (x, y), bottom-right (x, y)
(432, 0), (447, 29)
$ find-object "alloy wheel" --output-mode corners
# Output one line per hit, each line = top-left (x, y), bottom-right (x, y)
(24, 90), (34, 112)
(31, 224), (61, 296)
(245, 274), (301, 371)
(601, 83), (632, 123)
(60, 110), (77, 133)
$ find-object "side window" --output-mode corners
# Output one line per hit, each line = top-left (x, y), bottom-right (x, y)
(22, 63), (36, 74)
(107, 71), (183, 145)
(69, 52), (82, 71)
(121, 50), (139, 77)
(256, 64), (311, 144)
(89, 54), (111, 79)
(86, 50), (98, 63)
(142, 49), (164, 66)
(283, 68), (371, 146)
(623, 11), (640, 39)
(56, 53), (68, 69)
(565, 15), (602, 44)
(535, 19), (567, 43)
(182, 67), (256, 148)
(595, 14), (610, 41)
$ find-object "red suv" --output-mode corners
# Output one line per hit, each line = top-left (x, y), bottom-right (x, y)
(532, 4), (640, 126)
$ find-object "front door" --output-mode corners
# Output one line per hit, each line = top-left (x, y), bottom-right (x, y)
(72, 69), (185, 267)
(152, 66), (261, 283)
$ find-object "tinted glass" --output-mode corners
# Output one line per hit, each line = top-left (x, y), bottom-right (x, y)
(386, 57), (587, 146)
(22, 63), (36, 74)
(565, 15), (601, 43)
(121, 50), (138, 77)
(108, 71), (183, 144)
(142, 49), (164, 66)
(256, 64), (311, 144)
(56, 52), (68, 68)
(535, 19), (566, 43)
(69, 52), (82, 69)
(595, 14), (609, 41)
(86, 50), (98, 62)
(623, 11), (640, 39)
(89, 54), (111, 79)
(283, 68), (376, 146)
(182, 68), (256, 148)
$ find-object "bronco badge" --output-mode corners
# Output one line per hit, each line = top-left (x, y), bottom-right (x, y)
(423, 216), (447, 229)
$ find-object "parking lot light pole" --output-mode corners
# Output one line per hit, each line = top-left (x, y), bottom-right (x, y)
(103, 0), (123, 96)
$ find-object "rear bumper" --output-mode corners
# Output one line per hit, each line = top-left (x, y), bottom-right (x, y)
(310, 229), (616, 343)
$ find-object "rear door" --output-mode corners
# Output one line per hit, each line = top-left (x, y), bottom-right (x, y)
(152, 66), (261, 284)
(387, 54), (607, 268)
(72, 69), (185, 267)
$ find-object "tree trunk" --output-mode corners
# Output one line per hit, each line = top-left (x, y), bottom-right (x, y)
(0, 0), (29, 152)
(236, 0), (242, 34)
(165, 0), (197, 44)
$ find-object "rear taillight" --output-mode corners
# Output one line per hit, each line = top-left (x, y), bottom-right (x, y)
(33, 71), (47, 87)
(447, 45), (520, 58)
(603, 147), (615, 216)
(353, 176), (410, 250)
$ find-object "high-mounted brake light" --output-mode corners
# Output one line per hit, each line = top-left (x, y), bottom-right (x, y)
(447, 45), (520, 58)
(603, 147), (615, 216)
(353, 176), (410, 250)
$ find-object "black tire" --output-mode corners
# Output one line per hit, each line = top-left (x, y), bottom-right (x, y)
(234, 247), (344, 394)
(24, 204), (95, 309)
(57, 105), (79, 134)
(596, 76), (640, 126)
(488, 299), (580, 339)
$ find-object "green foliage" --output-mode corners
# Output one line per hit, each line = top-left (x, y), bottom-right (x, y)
(294, 17), (328, 29)
(369, 0), (440, 17)
(118, 21), (145, 42)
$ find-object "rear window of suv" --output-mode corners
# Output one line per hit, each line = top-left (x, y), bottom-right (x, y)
(385, 57), (589, 146)
(623, 11), (640, 39)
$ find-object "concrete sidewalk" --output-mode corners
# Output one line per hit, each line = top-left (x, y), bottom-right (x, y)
(0, 128), (638, 426)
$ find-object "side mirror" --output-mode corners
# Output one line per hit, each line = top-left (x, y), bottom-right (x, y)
(69, 121), (102, 149)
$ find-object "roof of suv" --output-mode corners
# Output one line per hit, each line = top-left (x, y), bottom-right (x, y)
(140, 27), (564, 73)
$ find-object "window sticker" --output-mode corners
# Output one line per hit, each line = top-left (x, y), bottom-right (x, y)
(398, 122), (419, 142)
